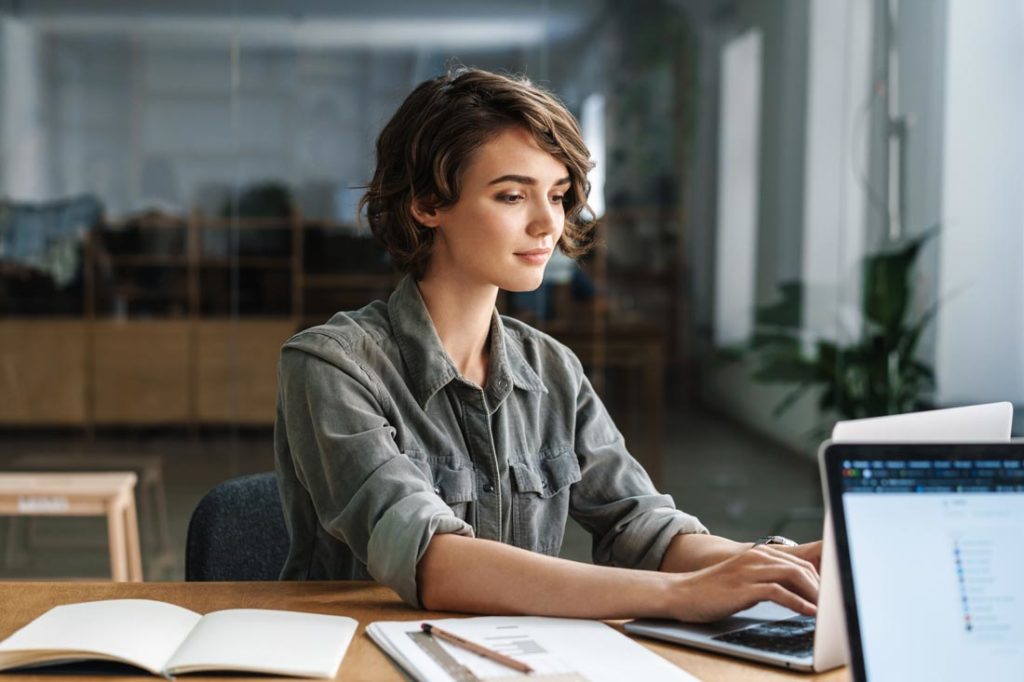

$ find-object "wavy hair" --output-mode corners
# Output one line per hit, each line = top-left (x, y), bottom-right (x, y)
(360, 67), (596, 279)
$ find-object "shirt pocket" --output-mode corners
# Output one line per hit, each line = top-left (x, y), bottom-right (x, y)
(510, 446), (581, 555)
(405, 450), (476, 523)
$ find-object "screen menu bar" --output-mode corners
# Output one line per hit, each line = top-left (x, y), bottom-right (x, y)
(840, 459), (1024, 493)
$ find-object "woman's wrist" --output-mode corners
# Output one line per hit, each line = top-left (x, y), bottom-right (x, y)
(651, 569), (700, 618)
(639, 570), (691, 620)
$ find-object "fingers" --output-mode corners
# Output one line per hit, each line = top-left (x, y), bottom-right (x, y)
(751, 561), (820, 605)
(776, 540), (823, 570)
(753, 545), (820, 583)
(754, 582), (818, 617)
(744, 546), (820, 610)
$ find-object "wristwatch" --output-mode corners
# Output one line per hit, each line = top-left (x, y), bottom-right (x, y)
(751, 535), (798, 548)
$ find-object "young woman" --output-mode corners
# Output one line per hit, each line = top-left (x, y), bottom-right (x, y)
(275, 67), (821, 622)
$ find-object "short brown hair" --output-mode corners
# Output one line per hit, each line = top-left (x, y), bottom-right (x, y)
(361, 67), (596, 279)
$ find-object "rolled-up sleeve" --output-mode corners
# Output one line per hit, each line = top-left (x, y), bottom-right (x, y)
(567, 363), (707, 571)
(278, 337), (473, 606)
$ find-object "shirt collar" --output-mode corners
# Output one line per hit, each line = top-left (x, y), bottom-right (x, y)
(388, 275), (547, 410)
(482, 310), (547, 413)
(497, 318), (548, 396)
(388, 275), (458, 408)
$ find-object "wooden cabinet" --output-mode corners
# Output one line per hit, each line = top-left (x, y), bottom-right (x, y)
(92, 321), (191, 425)
(0, 212), (395, 428)
(196, 320), (295, 424)
(0, 320), (87, 425)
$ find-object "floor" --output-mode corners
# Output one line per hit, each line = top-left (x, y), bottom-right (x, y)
(0, 406), (823, 581)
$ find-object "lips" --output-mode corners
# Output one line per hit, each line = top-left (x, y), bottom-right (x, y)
(514, 249), (551, 266)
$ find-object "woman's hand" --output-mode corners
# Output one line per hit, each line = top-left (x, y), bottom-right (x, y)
(664, 545), (821, 623)
(774, 540), (822, 571)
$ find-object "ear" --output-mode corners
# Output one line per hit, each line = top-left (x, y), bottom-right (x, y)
(410, 197), (442, 228)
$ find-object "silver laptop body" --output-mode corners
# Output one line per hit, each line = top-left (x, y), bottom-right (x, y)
(624, 402), (1013, 672)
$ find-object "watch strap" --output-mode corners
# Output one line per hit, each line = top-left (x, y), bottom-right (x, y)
(751, 535), (798, 548)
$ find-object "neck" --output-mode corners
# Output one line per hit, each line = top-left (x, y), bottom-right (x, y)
(416, 273), (498, 387)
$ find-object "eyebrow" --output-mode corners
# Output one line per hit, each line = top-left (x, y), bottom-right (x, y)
(487, 174), (572, 187)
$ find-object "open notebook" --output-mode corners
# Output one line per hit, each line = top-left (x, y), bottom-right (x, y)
(0, 599), (357, 678)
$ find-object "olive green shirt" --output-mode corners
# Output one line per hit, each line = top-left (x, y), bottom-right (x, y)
(274, 275), (707, 606)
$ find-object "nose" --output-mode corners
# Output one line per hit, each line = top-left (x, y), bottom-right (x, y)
(527, 196), (563, 239)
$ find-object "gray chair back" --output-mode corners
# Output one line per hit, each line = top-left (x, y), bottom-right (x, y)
(185, 472), (289, 581)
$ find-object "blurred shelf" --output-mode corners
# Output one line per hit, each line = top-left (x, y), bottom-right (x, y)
(109, 256), (188, 266)
(0, 209), (395, 429)
(200, 257), (292, 268)
(195, 217), (296, 230)
(303, 273), (395, 288)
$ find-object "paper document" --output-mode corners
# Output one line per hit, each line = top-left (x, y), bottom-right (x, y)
(367, 616), (701, 682)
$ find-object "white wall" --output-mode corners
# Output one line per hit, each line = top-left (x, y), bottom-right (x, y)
(800, 0), (872, 344)
(713, 28), (762, 347)
(936, 0), (1024, 405)
(1, 18), (48, 201)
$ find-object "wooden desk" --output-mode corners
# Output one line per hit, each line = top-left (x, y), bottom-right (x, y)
(0, 581), (849, 681)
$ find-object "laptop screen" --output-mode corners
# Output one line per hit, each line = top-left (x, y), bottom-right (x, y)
(826, 443), (1024, 682)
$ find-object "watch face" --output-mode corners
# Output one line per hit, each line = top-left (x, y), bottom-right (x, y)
(759, 535), (798, 547)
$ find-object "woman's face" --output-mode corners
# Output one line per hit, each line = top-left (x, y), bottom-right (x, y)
(418, 126), (569, 293)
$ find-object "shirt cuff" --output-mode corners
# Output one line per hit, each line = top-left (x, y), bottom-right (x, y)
(612, 507), (708, 571)
(365, 492), (474, 608)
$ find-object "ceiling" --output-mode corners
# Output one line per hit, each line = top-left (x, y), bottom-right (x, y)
(2, 0), (607, 50)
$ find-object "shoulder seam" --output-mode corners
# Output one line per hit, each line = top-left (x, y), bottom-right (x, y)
(286, 329), (395, 414)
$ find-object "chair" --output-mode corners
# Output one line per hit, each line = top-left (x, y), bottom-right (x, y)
(185, 472), (290, 581)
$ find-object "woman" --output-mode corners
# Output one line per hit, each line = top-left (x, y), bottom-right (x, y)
(275, 67), (821, 621)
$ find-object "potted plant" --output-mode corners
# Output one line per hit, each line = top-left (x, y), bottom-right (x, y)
(734, 229), (938, 437)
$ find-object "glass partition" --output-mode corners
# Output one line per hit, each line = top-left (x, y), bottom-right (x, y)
(1, 0), (1019, 580)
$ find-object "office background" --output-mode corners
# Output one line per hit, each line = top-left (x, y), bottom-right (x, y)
(1, 0), (1021, 580)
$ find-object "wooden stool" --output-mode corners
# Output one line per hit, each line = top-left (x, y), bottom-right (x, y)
(9, 454), (174, 578)
(0, 472), (142, 582)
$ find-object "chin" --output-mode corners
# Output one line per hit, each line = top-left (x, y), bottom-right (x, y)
(499, 271), (546, 293)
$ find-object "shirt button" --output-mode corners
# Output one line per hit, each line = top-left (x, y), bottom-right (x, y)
(483, 483), (495, 493)
(433, 485), (442, 496)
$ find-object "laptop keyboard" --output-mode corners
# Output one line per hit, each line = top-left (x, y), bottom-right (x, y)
(711, 615), (816, 658)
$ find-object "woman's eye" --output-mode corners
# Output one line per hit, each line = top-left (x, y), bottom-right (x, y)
(550, 195), (565, 204)
(497, 193), (525, 203)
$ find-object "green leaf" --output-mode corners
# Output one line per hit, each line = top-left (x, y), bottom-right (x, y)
(896, 303), (939, 362)
(862, 227), (938, 336)
(714, 346), (747, 364)
(754, 281), (803, 328)
(772, 381), (815, 417)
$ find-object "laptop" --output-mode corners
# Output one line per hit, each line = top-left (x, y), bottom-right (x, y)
(624, 402), (1013, 672)
(821, 440), (1024, 681)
